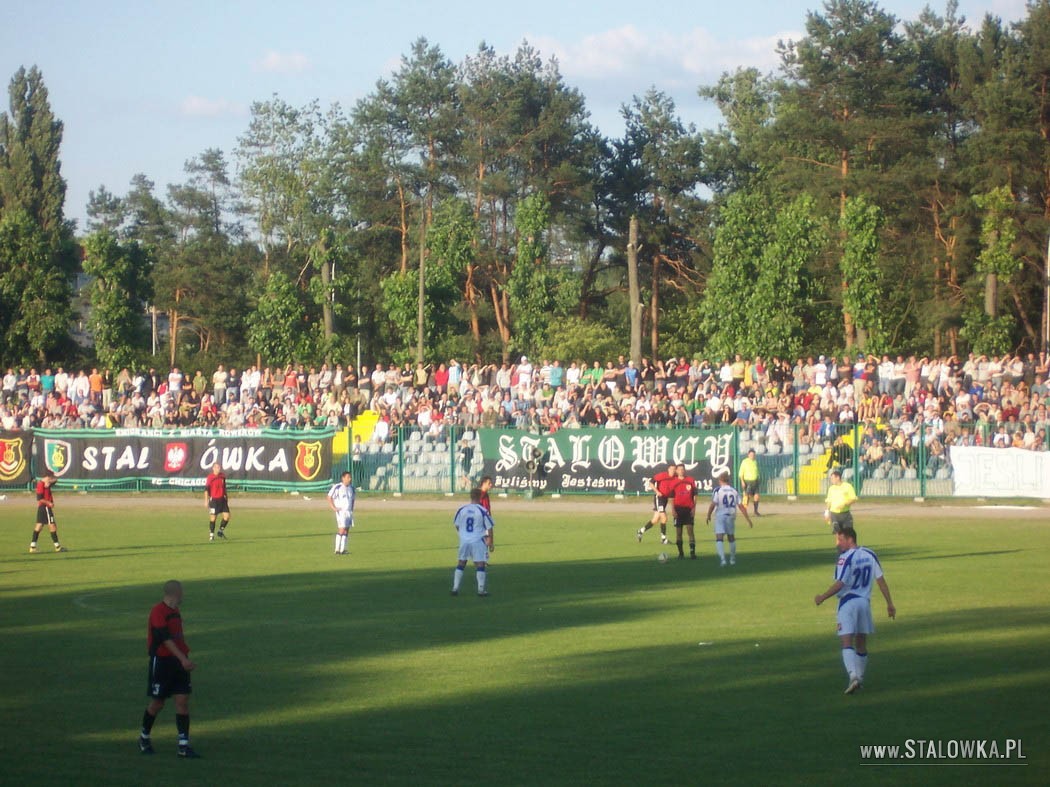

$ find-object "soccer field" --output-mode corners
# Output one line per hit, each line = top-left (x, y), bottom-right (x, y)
(0, 493), (1047, 786)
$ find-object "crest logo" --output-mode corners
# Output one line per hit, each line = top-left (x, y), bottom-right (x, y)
(0, 437), (27, 481)
(295, 441), (322, 481)
(43, 439), (72, 478)
(164, 443), (189, 473)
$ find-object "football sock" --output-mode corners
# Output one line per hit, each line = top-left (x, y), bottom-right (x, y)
(452, 568), (464, 592)
(689, 541), (696, 556)
(856, 652), (868, 681)
(334, 533), (341, 552)
(676, 540), (684, 557)
(209, 521), (215, 534)
(31, 528), (40, 543)
(141, 709), (157, 736)
(841, 646), (857, 678)
(754, 501), (760, 514)
(50, 530), (60, 544)
(476, 566), (487, 593)
(660, 525), (666, 537)
(730, 541), (737, 558)
(642, 521), (653, 531)
(715, 541), (725, 561)
(176, 713), (190, 745)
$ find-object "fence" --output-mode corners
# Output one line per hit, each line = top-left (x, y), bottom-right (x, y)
(333, 422), (1050, 500)
(4, 422), (1048, 498)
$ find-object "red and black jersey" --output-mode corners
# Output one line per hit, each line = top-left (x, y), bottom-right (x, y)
(479, 489), (491, 513)
(653, 471), (678, 498)
(36, 480), (53, 506)
(672, 475), (698, 509)
(205, 472), (227, 499)
(148, 601), (189, 657)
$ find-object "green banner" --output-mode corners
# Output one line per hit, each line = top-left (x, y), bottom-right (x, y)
(479, 427), (734, 494)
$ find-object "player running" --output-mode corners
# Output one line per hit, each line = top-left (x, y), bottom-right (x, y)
(29, 472), (65, 553)
(814, 526), (896, 694)
(705, 472), (753, 566)
(451, 487), (495, 597)
(671, 464), (699, 559)
(327, 470), (356, 555)
(205, 463), (230, 541)
(637, 464), (677, 544)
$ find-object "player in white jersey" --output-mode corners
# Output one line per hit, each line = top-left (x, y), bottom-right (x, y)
(327, 471), (356, 555)
(705, 472), (753, 566)
(451, 487), (495, 597)
(814, 526), (896, 694)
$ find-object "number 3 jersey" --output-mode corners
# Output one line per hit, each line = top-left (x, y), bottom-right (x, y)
(834, 547), (884, 606)
(453, 502), (493, 546)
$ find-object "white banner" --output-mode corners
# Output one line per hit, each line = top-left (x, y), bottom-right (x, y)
(950, 446), (1050, 498)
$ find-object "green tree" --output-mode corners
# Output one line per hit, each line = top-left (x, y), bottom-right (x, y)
(247, 270), (316, 365)
(0, 66), (76, 363)
(82, 230), (153, 368)
(840, 195), (886, 353)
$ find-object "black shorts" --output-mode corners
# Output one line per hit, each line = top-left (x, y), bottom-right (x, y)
(148, 655), (192, 698)
(743, 481), (759, 497)
(652, 494), (668, 513)
(36, 506), (55, 526)
(674, 505), (695, 527)
(830, 510), (854, 532)
(209, 497), (229, 515)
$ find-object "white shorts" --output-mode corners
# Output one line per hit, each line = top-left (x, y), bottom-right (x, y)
(836, 596), (875, 636)
(713, 516), (735, 536)
(334, 510), (353, 530)
(457, 540), (488, 564)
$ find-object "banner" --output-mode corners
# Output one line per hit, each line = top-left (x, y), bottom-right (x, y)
(32, 428), (334, 490)
(0, 430), (32, 486)
(950, 446), (1050, 498)
(479, 427), (735, 494)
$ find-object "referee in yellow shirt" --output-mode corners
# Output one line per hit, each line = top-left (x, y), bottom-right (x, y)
(824, 468), (857, 533)
(739, 448), (761, 516)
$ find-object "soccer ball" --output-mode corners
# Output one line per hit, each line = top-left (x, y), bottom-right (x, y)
(657, 552), (669, 563)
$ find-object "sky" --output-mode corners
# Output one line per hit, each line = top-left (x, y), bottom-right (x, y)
(0, 0), (1030, 231)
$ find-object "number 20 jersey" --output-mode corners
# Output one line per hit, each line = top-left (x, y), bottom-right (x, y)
(834, 547), (883, 605)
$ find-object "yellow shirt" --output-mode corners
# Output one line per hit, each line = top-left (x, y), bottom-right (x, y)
(825, 482), (857, 513)
(739, 457), (759, 482)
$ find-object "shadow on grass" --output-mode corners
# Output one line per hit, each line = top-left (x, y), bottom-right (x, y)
(0, 551), (1047, 786)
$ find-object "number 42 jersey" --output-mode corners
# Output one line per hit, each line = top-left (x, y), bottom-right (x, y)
(834, 547), (883, 605)
(453, 503), (493, 546)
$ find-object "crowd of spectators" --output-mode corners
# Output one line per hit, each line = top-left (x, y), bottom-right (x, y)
(3, 353), (1049, 473)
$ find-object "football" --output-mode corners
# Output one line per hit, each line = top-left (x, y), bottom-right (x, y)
(657, 552), (669, 563)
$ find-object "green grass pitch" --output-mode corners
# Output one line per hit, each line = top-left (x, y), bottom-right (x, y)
(0, 494), (1047, 786)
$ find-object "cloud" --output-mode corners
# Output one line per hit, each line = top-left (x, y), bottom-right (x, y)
(255, 50), (311, 74)
(179, 95), (246, 118)
(530, 24), (800, 89)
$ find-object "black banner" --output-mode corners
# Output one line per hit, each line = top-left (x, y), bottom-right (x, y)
(32, 428), (333, 489)
(479, 427), (734, 494)
(0, 430), (32, 486)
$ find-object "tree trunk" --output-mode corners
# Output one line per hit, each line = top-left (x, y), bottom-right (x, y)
(984, 272), (997, 318)
(168, 309), (179, 368)
(320, 255), (334, 345)
(490, 281), (511, 363)
(397, 178), (409, 274)
(416, 210), (427, 364)
(627, 216), (642, 366)
(650, 255), (659, 358)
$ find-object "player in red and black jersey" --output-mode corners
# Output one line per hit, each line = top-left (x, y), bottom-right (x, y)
(479, 475), (493, 514)
(205, 463), (230, 541)
(29, 472), (64, 553)
(636, 464), (680, 544)
(671, 464), (699, 559)
(139, 580), (199, 758)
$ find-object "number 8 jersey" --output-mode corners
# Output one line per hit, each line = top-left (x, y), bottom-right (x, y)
(834, 546), (883, 606)
(453, 502), (493, 546)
